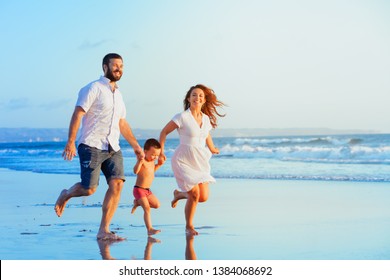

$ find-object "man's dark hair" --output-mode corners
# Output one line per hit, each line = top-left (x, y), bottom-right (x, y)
(144, 138), (161, 150)
(102, 53), (122, 70)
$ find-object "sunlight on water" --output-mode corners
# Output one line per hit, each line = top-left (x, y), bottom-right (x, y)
(1, 134), (390, 182)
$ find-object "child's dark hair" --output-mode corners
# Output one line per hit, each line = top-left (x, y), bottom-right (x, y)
(144, 138), (161, 150)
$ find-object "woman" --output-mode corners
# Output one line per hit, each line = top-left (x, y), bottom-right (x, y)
(159, 84), (225, 235)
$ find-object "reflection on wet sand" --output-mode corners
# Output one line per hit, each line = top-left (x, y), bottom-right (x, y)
(185, 234), (197, 260)
(97, 233), (197, 260)
(97, 239), (123, 260)
(143, 236), (161, 260)
(97, 236), (161, 260)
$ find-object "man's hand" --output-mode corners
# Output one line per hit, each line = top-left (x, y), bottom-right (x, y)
(62, 141), (77, 161)
(134, 146), (145, 160)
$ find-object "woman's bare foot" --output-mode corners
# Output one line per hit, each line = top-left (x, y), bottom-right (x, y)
(54, 189), (68, 217)
(147, 228), (161, 236)
(171, 189), (181, 208)
(131, 199), (139, 214)
(97, 231), (126, 241)
(185, 227), (199, 236)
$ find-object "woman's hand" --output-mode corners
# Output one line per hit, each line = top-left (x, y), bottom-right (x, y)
(209, 146), (220, 155)
(158, 153), (166, 165)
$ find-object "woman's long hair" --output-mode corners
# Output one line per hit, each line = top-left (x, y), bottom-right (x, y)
(183, 84), (226, 128)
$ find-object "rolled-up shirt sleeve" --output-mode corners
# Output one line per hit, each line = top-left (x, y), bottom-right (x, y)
(76, 85), (97, 112)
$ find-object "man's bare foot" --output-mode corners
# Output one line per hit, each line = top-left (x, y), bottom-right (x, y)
(97, 231), (126, 241)
(185, 227), (199, 236)
(171, 189), (180, 208)
(131, 199), (138, 214)
(148, 228), (161, 236)
(54, 189), (68, 217)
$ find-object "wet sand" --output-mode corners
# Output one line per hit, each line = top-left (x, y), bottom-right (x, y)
(1, 168), (390, 260)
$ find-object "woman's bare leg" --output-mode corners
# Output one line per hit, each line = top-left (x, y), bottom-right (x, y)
(185, 185), (200, 235)
(198, 182), (209, 203)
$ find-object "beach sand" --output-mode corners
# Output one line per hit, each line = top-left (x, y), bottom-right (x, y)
(1, 168), (390, 260)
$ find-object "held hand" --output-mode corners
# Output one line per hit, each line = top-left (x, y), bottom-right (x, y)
(210, 147), (220, 155)
(158, 153), (166, 165)
(134, 146), (145, 160)
(62, 142), (77, 161)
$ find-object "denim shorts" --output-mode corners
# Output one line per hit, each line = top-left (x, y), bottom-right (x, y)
(78, 143), (125, 189)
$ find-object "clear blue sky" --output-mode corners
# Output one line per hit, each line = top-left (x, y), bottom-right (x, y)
(1, 0), (389, 132)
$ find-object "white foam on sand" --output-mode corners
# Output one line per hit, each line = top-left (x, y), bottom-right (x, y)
(1, 168), (390, 260)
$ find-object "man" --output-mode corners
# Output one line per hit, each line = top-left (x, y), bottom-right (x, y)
(54, 53), (144, 241)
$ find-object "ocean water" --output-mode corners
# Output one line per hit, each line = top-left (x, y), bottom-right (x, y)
(1, 134), (390, 182)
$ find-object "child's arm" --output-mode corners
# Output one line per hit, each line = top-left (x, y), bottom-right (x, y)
(133, 158), (145, 174)
(206, 133), (220, 154)
(154, 157), (165, 172)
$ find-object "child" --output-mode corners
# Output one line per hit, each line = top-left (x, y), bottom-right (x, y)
(131, 138), (164, 235)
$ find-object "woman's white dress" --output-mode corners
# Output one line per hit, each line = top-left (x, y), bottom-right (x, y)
(171, 109), (216, 192)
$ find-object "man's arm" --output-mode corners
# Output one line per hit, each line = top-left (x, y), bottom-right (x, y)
(63, 106), (85, 161)
(119, 118), (144, 160)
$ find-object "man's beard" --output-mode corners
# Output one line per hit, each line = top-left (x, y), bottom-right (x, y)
(105, 68), (122, 82)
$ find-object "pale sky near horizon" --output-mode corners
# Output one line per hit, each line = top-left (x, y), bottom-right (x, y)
(1, 0), (389, 132)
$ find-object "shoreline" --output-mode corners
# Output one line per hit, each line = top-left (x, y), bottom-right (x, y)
(3, 167), (390, 184)
(1, 168), (390, 260)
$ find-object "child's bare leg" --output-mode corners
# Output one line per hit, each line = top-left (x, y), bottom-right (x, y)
(131, 199), (139, 214)
(139, 197), (161, 235)
(147, 195), (161, 235)
(171, 189), (188, 208)
(148, 194), (160, 209)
